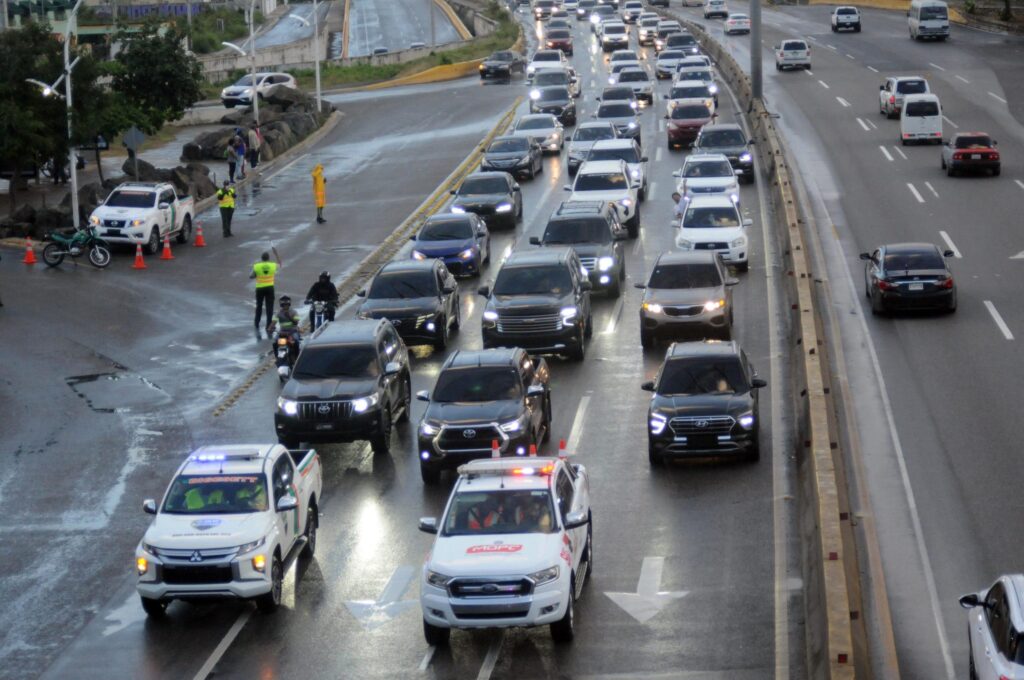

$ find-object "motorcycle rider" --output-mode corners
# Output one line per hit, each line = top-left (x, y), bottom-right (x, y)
(304, 270), (338, 328)
(267, 296), (302, 361)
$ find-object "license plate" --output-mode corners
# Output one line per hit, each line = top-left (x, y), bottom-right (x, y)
(105, 229), (121, 236)
(315, 423), (333, 431)
(908, 283), (924, 291)
(971, 154), (981, 160)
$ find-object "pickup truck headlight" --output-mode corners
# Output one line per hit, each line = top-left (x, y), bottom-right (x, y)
(420, 421), (441, 436)
(458, 247), (475, 260)
(739, 412), (755, 430)
(528, 65), (537, 73)
(136, 557), (149, 575)
(627, 121), (637, 129)
(739, 152), (752, 163)
(426, 570), (451, 588)
(499, 414), (527, 433)
(618, 198), (632, 208)
(482, 309), (498, 327)
(560, 306), (578, 327)
(277, 397), (298, 416)
(530, 89), (541, 100)
(131, 219), (145, 227)
(649, 412), (668, 435)
(450, 205), (466, 213)
(708, 83), (719, 93)
(237, 537), (266, 555)
(352, 394), (379, 413)
(496, 203), (513, 213)
(731, 236), (747, 248)
(89, 215), (100, 226)
(630, 168), (640, 179)
(529, 565), (560, 586)
(677, 238), (694, 250)
(598, 256), (615, 271)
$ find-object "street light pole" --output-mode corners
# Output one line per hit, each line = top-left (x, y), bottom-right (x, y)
(66, 0), (84, 229)
(750, 0), (762, 100)
(287, 4), (321, 111)
(249, 0), (259, 124)
(429, 0), (436, 47)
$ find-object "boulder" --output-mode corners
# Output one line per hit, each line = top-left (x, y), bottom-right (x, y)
(0, 221), (35, 239)
(281, 112), (317, 139)
(121, 155), (159, 181)
(220, 105), (284, 127)
(59, 182), (104, 220)
(34, 206), (70, 232)
(170, 164), (216, 200)
(264, 85), (309, 109)
(181, 142), (204, 162)
(10, 203), (35, 224)
(189, 127), (238, 162)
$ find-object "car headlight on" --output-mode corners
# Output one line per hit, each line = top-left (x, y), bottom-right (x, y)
(591, 13), (600, 22)
(276, 397), (298, 416)
(560, 306), (578, 327)
(642, 301), (663, 314)
(708, 83), (719, 93)
(630, 169), (640, 179)
(731, 236), (747, 248)
(131, 219), (145, 227)
(649, 412), (668, 435)
(677, 238), (694, 250)
(618, 198), (632, 208)
(630, 101), (638, 110)
(608, 76), (616, 84)
(352, 394), (380, 413)
(496, 203), (513, 213)
(237, 536), (266, 555)
(739, 152), (752, 162)
(598, 256), (615, 271)
(483, 309), (498, 321)
(704, 299), (726, 312)
(458, 247), (475, 260)
(730, 192), (740, 204)
(450, 205), (466, 213)
(420, 421), (441, 436)
(528, 565), (560, 585)
(530, 88), (541, 100)
(412, 249), (427, 260)
(426, 570), (452, 588)
(528, 65), (537, 73)
(499, 414), (527, 433)
(627, 121), (637, 129)
(136, 557), (149, 575)
(738, 412), (755, 430)
(89, 215), (100, 225)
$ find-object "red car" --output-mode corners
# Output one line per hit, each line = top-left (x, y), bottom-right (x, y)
(544, 29), (574, 55)
(664, 99), (715, 149)
(941, 132), (1000, 177)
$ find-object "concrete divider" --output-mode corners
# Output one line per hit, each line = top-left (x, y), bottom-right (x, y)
(666, 11), (858, 679)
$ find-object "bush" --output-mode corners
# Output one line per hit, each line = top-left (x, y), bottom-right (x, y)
(178, 8), (263, 54)
(964, 0), (976, 13)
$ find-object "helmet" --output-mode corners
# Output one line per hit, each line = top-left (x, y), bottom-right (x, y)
(319, 270), (330, 282)
(280, 296), (292, 306)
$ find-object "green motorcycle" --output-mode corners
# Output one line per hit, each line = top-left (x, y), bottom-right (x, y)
(42, 226), (111, 269)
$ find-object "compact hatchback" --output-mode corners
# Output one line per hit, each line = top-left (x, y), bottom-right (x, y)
(860, 242), (956, 314)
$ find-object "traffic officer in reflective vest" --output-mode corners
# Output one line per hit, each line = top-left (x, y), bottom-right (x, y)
(249, 250), (281, 332)
(217, 180), (236, 237)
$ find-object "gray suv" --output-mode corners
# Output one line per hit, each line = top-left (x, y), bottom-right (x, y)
(531, 201), (628, 297)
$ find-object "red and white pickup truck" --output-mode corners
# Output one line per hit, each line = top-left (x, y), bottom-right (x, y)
(89, 182), (195, 254)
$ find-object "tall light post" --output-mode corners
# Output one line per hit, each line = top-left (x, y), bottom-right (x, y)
(428, 0), (436, 47)
(750, 0), (762, 100)
(287, 3), (321, 111)
(223, 0), (260, 123)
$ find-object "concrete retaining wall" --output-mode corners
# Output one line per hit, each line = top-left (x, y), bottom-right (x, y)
(199, 21), (330, 81)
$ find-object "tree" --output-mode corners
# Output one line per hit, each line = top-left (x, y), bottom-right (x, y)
(70, 57), (140, 185)
(111, 21), (204, 134)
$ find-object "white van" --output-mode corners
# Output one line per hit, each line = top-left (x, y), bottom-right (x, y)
(908, 0), (950, 40)
(900, 94), (943, 145)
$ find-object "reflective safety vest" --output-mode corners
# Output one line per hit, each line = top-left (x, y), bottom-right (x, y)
(253, 261), (277, 288)
(217, 187), (235, 209)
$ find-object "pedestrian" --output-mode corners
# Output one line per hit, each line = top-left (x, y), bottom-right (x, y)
(312, 163), (326, 224)
(216, 180), (236, 237)
(247, 122), (262, 169)
(235, 135), (248, 179)
(225, 140), (240, 183)
(249, 249), (281, 332)
(672, 191), (688, 222)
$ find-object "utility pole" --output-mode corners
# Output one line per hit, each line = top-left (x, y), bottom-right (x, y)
(66, 0), (84, 229)
(750, 0), (762, 100)
(429, 0), (436, 47)
(248, 0), (259, 124)
(185, 0), (192, 51)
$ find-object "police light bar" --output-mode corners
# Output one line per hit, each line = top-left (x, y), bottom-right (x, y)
(458, 458), (559, 478)
(188, 448), (262, 462)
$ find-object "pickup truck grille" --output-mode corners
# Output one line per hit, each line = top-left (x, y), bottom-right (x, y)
(299, 400), (351, 421)
(497, 312), (563, 334)
(579, 257), (597, 272)
(449, 577), (534, 598)
(102, 219), (126, 228)
(162, 565), (233, 585)
(670, 415), (734, 435)
(438, 425), (503, 452)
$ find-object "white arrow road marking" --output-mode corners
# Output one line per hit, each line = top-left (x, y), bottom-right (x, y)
(604, 556), (688, 623)
(344, 565), (418, 631)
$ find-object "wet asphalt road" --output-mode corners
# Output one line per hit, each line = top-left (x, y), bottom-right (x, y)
(0, 9), (803, 680)
(242, 3), (333, 51)
(346, 0), (461, 57)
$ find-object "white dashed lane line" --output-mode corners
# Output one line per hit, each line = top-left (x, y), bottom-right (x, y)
(836, 96), (850, 107)
(857, 117), (870, 131)
(826, 43), (837, 50)
(939, 230), (961, 258)
(907, 182), (926, 203)
(893, 146), (908, 160)
(955, 75), (970, 83)
(846, 53), (856, 59)
(942, 115), (959, 129)
(867, 65), (879, 73)
(928, 62), (946, 71)
(1015, 179), (1024, 192)
(924, 181), (939, 198)
(985, 301), (1014, 340)
(804, 68), (815, 76)
(989, 92), (1008, 103)
(818, 80), (830, 89)
(879, 146), (894, 162)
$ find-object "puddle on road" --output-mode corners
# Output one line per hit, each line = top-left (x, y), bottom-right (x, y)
(66, 371), (172, 414)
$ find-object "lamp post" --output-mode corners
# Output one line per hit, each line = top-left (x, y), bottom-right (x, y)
(223, 0), (260, 123)
(286, 3), (321, 111)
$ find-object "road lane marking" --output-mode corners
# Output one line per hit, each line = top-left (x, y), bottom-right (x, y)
(192, 609), (253, 680)
(418, 647), (436, 672)
(344, 565), (418, 630)
(566, 394), (591, 453)
(879, 146), (894, 162)
(928, 62), (945, 71)
(924, 181), (939, 198)
(846, 53), (855, 59)
(646, 180), (658, 200)
(989, 92), (1007, 103)
(826, 43), (837, 50)
(939, 231), (961, 257)
(655, 146), (664, 162)
(867, 65), (879, 72)
(604, 557), (688, 623)
(476, 632), (504, 680)
(955, 75), (969, 83)
(603, 297), (625, 335)
(893, 146), (908, 160)
(836, 96), (850, 107)
(1015, 179), (1024, 192)
(804, 68), (815, 76)
(866, 118), (878, 130)
(818, 80), (830, 89)
(984, 301), (1014, 340)
(907, 183), (925, 203)
(942, 115), (958, 129)
(857, 117), (870, 131)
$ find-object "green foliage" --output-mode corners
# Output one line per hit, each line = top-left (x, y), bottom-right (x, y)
(964, 0), (976, 13)
(179, 8), (263, 55)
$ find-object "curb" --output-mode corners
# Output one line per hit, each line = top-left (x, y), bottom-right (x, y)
(435, 0), (474, 40)
(211, 95), (522, 417)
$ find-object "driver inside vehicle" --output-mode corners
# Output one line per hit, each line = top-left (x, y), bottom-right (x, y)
(515, 499), (552, 532)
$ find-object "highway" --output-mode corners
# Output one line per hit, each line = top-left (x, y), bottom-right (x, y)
(0, 7), (807, 680)
(242, 3), (333, 50)
(667, 4), (1024, 678)
(347, 0), (462, 57)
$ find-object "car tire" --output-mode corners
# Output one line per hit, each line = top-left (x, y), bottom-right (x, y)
(640, 328), (654, 349)
(140, 596), (168, 617)
(146, 228), (160, 255)
(371, 406), (392, 455)
(255, 554), (283, 613)
(648, 443), (663, 465)
(176, 215), (192, 244)
(736, 261), (749, 273)
(870, 292), (885, 316)
(397, 374), (412, 422)
(947, 164), (956, 177)
(946, 292), (957, 314)
(301, 503), (317, 559)
(484, 239), (492, 265)
(746, 440), (761, 462)
(424, 619), (450, 646)
(993, 167), (1001, 176)
(584, 312), (593, 339)
(855, 25), (861, 32)
(421, 465), (442, 485)
(452, 299), (462, 330)
(434, 316), (449, 351)
(940, 157), (946, 169)
(901, 138), (908, 146)
(549, 579), (576, 643)
(542, 396), (552, 443)
(570, 329), (586, 362)
(608, 276), (621, 299)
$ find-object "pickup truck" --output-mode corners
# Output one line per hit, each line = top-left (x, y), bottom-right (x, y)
(135, 444), (322, 616)
(89, 182), (195, 255)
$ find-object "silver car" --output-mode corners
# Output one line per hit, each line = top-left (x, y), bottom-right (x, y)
(512, 114), (565, 153)
(593, 101), (641, 141)
(567, 122), (619, 175)
(636, 251), (737, 346)
(612, 67), (654, 105)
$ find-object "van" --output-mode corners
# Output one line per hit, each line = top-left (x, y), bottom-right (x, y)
(899, 94), (943, 145)
(908, 0), (949, 40)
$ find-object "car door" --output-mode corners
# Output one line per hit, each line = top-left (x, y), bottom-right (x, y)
(569, 255), (591, 322)
(379, 326), (407, 406)
(555, 469), (586, 569)
(472, 215), (489, 257)
(518, 352), (543, 436)
(435, 263), (454, 322)
(881, 79), (893, 110)
(971, 582), (1011, 680)
(865, 248), (882, 294)
(272, 454), (298, 547)
(158, 188), (175, 236)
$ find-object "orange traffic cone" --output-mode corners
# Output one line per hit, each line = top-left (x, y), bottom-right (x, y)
(132, 243), (147, 269)
(22, 237), (37, 265)
(160, 235), (174, 260)
(528, 444), (537, 457)
(558, 439), (567, 458)
(194, 222), (207, 247)
(491, 440), (500, 458)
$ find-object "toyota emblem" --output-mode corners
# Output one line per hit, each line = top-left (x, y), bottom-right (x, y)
(695, 419), (709, 428)
(318, 404), (331, 415)
(189, 551), (203, 563)
(462, 429), (477, 439)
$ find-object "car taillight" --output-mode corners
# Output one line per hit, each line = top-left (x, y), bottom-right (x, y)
(940, 277), (954, 289)
(990, 152), (1000, 160)
(889, 95), (896, 104)
(953, 152), (964, 160)
(876, 279), (894, 291)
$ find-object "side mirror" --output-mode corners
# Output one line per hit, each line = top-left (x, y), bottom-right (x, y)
(663, 94), (669, 100)
(640, 156), (649, 162)
(672, 170), (681, 177)
(477, 285), (490, 297)
(442, 284), (455, 294)
(356, 289), (367, 297)
(158, 202), (170, 210)
(743, 218), (753, 227)
(748, 138), (756, 145)
(943, 250), (955, 258)
(726, 278), (739, 286)
(858, 252), (872, 261)
(640, 380), (655, 391)
(751, 377), (767, 389)
(384, 361), (401, 375)
(879, 85), (885, 90)
(663, 115), (670, 120)
(529, 236), (542, 245)
(563, 185), (572, 191)
(513, 185), (521, 192)
(276, 495), (299, 512)
(418, 517), (438, 534)
(634, 282), (646, 289)
(416, 389), (430, 402)
(477, 229), (487, 237)
(527, 384), (545, 397)
(142, 499), (157, 515)
(580, 280), (593, 291)
(993, 140), (998, 145)
(959, 593), (982, 609)
(409, 234), (417, 241)
(449, 190), (457, 195)
(563, 509), (589, 529)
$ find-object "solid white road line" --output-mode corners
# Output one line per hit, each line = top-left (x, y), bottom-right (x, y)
(857, 117), (870, 131)
(939, 230), (961, 257)
(879, 146), (894, 162)
(989, 92), (1008, 103)
(475, 632), (504, 680)
(1015, 179), (1024, 192)
(907, 183), (926, 203)
(942, 115), (958, 129)
(836, 97), (850, 107)
(928, 62), (946, 71)
(984, 301), (1014, 340)
(192, 609), (253, 680)
(867, 65), (879, 73)
(955, 75), (970, 83)
(418, 647), (436, 672)
(566, 394), (591, 454)
(647, 181), (658, 200)
(893, 146), (908, 160)
(818, 79), (830, 89)
(924, 181), (939, 198)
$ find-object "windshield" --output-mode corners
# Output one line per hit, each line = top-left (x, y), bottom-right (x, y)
(575, 172), (628, 191)
(684, 160), (733, 177)
(490, 51), (513, 62)
(605, 24), (627, 34)
(671, 86), (710, 99)
(544, 218), (612, 244)
(905, 101), (939, 116)
(598, 103), (635, 118)
(488, 138), (528, 153)
(669, 35), (697, 46)
(233, 75), (269, 86)
(648, 262), (722, 288)
(460, 177), (508, 194)
(671, 104), (712, 119)
(105, 190), (156, 208)
(537, 87), (570, 102)
(368, 270), (437, 298)
(433, 367), (522, 402)
(547, 29), (570, 39)
(533, 52), (560, 62)
(162, 475), (268, 514)
(534, 71), (569, 86)
(657, 357), (748, 395)
(443, 489), (557, 535)
(573, 126), (615, 142)
(518, 117), (555, 130)
(602, 87), (634, 101)
(683, 205), (741, 228)
(921, 5), (947, 19)
(659, 51), (685, 61)
(883, 250), (945, 270)
(618, 71), (649, 82)
(588, 146), (639, 163)
(419, 218), (474, 241)
(685, 69), (713, 82)
(955, 135), (992, 148)
(611, 52), (637, 62)
(699, 129), (746, 147)
(293, 345), (380, 379)
(493, 265), (573, 295)
(897, 80), (928, 94)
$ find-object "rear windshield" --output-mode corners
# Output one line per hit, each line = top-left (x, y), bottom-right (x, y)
(729, 13), (749, 19)
(588, 145), (640, 163)
(537, 87), (570, 101)
(883, 250), (944, 270)
(162, 475), (268, 514)
(611, 52), (637, 62)
(573, 126), (616, 142)
(544, 218), (612, 244)
(604, 24), (627, 34)
(598, 103), (635, 117)
(105, 190), (156, 208)
(684, 159), (733, 177)
(575, 172), (629, 191)
(433, 367), (522, 402)
(670, 104), (712, 119)
(904, 100), (939, 116)
(601, 88), (634, 101)
(782, 41), (807, 50)
(419, 218), (474, 241)
(547, 29), (570, 38)
(493, 265), (573, 296)
(699, 129), (746, 147)
(920, 5), (947, 19)
(460, 176), (508, 194)
(954, 135), (992, 148)
(618, 71), (649, 82)
(534, 71), (569, 86)
(293, 345), (380, 379)
(648, 262), (722, 289)
(490, 51), (513, 61)
(658, 357), (748, 396)
(837, 7), (857, 13)
(489, 138), (528, 153)
(659, 51), (686, 60)
(897, 80), (928, 94)
(518, 117), (555, 130)
(683, 205), (741, 228)
(369, 270), (438, 299)
(533, 52), (561, 62)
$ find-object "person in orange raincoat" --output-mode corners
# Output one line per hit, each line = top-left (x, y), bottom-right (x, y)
(312, 163), (326, 224)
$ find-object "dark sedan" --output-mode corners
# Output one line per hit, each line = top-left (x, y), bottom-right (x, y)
(450, 172), (522, 230)
(693, 124), (756, 183)
(861, 243), (957, 314)
(356, 260), (461, 350)
(529, 85), (577, 126)
(479, 135), (544, 180)
(479, 50), (525, 79)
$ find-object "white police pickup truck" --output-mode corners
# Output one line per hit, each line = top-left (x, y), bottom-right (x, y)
(89, 182), (195, 255)
(135, 444), (322, 616)
(418, 456), (592, 644)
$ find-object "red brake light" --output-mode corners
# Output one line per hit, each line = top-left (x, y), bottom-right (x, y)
(876, 279), (894, 291)
(941, 277), (954, 289)
(889, 95), (895, 104)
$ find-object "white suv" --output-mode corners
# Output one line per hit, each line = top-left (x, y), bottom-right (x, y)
(831, 5), (861, 31)
(587, 138), (649, 200)
(960, 575), (1024, 680)
(600, 21), (630, 51)
(566, 159), (641, 236)
(675, 194), (752, 271)
(418, 457), (593, 645)
(672, 153), (740, 203)
(774, 39), (811, 71)
(527, 50), (570, 80)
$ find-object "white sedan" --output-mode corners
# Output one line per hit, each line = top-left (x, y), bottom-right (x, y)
(724, 13), (751, 34)
(960, 575), (1024, 680)
(512, 114), (565, 153)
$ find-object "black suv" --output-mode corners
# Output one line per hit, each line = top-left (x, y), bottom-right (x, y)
(530, 85), (577, 126)
(416, 348), (552, 484)
(642, 340), (766, 465)
(530, 201), (627, 297)
(478, 248), (593, 361)
(693, 124), (756, 183)
(355, 260), (461, 350)
(275, 319), (412, 454)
